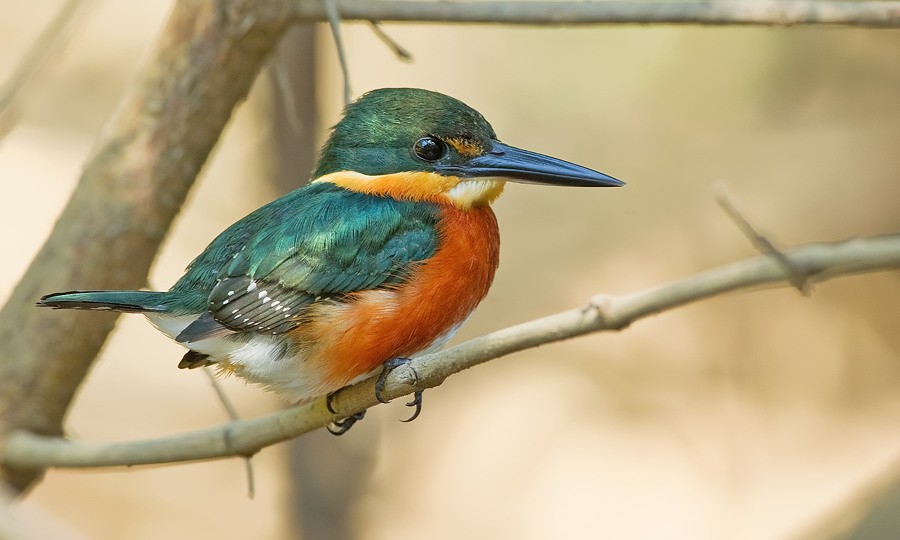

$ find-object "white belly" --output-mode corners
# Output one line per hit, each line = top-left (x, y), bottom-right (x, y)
(145, 313), (321, 402)
(144, 313), (464, 403)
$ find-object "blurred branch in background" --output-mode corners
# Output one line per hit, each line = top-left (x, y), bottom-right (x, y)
(202, 368), (256, 499)
(321, 0), (352, 105)
(366, 21), (414, 62)
(716, 183), (812, 295)
(0, 0), (295, 493)
(0, 0), (91, 141)
(798, 455), (900, 539)
(288, 0), (900, 27)
(4, 232), (899, 469)
(267, 24), (377, 540)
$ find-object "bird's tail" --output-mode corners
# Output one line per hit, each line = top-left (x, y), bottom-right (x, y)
(37, 290), (169, 313)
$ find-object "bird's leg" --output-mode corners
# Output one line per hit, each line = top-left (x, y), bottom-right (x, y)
(375, 357), (423, 422)
(325, 391), (367, 436)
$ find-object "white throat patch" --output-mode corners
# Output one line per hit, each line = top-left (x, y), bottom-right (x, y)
(445, 178), (506, 209)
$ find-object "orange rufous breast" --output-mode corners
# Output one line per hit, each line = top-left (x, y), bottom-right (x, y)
(295, 203), (500, 391)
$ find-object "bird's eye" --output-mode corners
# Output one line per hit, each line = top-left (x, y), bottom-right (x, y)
(413, 137), (446, 162)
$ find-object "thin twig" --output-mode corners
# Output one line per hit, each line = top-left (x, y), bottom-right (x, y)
(321, 0), (352, 105)
(3, 233), (899, 469)
(288, 1), (900, 28)
(367, 21), (413, 62)
(272, 53), (305, 136)
(715, 183), (810, 294)
(203, 368), (255, 499)
(0, 0), (90, 141)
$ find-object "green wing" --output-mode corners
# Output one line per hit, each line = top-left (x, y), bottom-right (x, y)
(171, 182), (439, 342)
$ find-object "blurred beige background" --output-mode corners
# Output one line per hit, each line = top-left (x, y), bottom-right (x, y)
(2, 1), (900, 539)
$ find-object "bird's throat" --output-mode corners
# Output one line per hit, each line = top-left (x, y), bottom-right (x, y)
(313, 170), (505, 209)
(445, 178), (505, 208)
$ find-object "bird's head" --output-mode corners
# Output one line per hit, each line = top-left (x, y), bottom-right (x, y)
(313, 88), (623, 209)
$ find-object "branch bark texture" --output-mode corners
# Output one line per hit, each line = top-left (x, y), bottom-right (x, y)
(288, 1), (900, 28)
(0, 0), (293, 491)
(4, 234), (898, 469)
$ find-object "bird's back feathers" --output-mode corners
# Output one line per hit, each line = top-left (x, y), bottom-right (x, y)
(170, 181), (441, 342)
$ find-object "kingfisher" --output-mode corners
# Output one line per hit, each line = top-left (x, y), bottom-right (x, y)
(38, 88), (623, 431)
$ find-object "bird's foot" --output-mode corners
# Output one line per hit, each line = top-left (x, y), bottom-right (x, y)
(375, 357), (424, 422)
(326, 411), (366, 436)
(325, 391), (367, 436)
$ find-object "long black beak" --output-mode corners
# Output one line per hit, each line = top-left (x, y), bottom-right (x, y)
(437, 140), (624, 187)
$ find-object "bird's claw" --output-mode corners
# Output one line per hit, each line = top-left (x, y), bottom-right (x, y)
(324, 358), (423, 432)
(327, 410), (366, 436)
(401, 391), (423, 422)
(375, 357), (425, 422)
(325, 391), (340, 415)
(375, 357), (415, 403)
(326, 391), (367, 435)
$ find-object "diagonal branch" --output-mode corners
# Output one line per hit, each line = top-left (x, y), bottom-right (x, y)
(715, 183), (811, 294)
(0, 0), (296, 492)
(321, 0), (352, 105)
(202, 368), (255, 499)
(0, 0), (91, 141)
(367, 21), (413, 62)
(287, 1), (900, 28)
(3, 233), (899, 469)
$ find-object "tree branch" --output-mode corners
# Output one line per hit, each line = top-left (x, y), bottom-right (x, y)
(0, 0), (295, 492)
(715, 183), (811, 294)
(288, 1), (900, 28)
(4, 233), (898, 469)
(321, 0), (352, 105)
(0, 0), (90, 141)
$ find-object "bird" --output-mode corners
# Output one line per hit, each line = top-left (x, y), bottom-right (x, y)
(38, 88), (623, 432)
